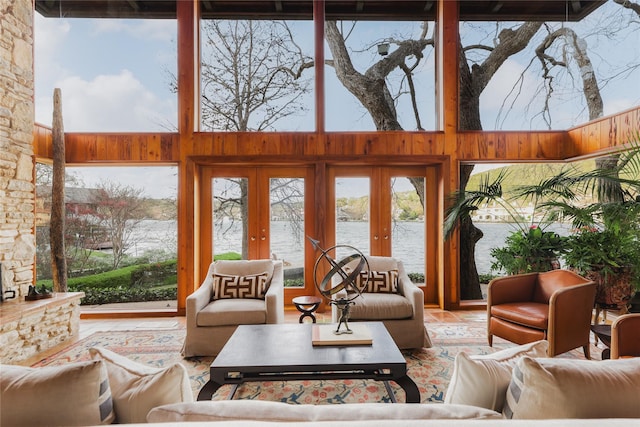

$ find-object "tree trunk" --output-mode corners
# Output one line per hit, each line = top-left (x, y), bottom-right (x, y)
(458, 165), (484, 299)
(51, 89), (67, 292)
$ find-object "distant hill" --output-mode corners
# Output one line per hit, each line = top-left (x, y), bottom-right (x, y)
(467, 160), (596, 193)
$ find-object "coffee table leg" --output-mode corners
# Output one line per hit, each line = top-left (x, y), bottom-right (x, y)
(197, 380), (223, 401)
(395, 375), (421, 403)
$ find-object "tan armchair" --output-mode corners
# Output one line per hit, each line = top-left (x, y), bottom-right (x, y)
(611, 313), (640, 359)
(487, 269), (596, 358)
(182, 259), (284, 357)
(332, 256), (432, 349)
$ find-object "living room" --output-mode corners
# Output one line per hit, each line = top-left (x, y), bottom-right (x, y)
(2, 0), (640, 425)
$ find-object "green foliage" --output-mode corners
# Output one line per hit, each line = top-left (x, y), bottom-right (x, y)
(563, 202), (640, 290)
(490, 226), (566, 275)
(284, 278), (305, 287)
(214, 252), (242, 261)
(37, 260), (178, 305)
(408, 272), (425, 283)
(130, 260), (177, 288)
(79, 286), (177, 306)
(478, 273), (497, 284)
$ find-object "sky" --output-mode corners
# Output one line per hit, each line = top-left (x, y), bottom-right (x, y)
(33, 2), (640, 198)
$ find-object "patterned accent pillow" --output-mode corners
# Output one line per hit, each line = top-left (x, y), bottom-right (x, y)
(213, 272), (268, 299)
(356, 269), (399, 293)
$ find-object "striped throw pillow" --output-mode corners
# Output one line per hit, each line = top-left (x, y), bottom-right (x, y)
(213, 272), (268, 299)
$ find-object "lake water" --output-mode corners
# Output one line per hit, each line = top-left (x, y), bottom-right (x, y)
(129, 220), (571, 275)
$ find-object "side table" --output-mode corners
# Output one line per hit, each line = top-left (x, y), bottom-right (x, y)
(292, 296), (322, 323)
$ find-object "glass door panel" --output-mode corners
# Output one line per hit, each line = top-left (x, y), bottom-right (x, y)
(270, 177), (305, 288)
(212, 177), (249, 259)
(390, 176), (426, 286)
(203, 166), (315, 297)
(335, 177), (370, 259)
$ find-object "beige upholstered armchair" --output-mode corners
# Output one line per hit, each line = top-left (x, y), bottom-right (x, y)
(182, 259), (284, 357)
(332, 256), (432, 349)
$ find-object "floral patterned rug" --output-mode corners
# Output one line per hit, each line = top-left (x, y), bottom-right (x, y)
(32, 323), (591, 404)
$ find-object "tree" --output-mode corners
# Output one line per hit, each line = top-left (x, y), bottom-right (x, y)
(200, 20), (312, 131)
(200, 20), (312, 258)
(325, 1), (639, 299)
(93, 181), (146, 269)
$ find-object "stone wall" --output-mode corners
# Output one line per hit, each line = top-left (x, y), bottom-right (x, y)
(0, 293), (84, 364)
(0, 0), (36, 299)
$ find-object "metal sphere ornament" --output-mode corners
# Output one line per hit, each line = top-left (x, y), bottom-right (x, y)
(308, 237), (370, 335)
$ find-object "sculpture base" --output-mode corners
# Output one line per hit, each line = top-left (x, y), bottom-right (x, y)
(312, 323), (373, 346)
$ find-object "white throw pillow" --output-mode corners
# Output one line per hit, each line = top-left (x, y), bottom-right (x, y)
(147, 400), (502, 422)
(0, 360), (115, 426)
(503, 356), (640, 419)
(444, 340), (548, 411)
(89, 347), (193, 424)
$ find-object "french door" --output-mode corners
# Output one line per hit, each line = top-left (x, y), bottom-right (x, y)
(200, 166), (316, 298)
(199, 163), (439, 303)
(328, 166), (436, 292)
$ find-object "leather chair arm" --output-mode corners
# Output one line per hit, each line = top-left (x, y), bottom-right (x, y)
(548, 281), (596, 356)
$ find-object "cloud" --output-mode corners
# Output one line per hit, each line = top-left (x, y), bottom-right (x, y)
(35, 70), (176, 131)
(34, 15), (72, 93)
(92, 19), (176, 42)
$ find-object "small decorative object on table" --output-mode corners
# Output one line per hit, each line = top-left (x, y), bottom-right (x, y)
(292, 295), (323, 323)
(25, 284), (53, 301)
(308, 236), (370, 340)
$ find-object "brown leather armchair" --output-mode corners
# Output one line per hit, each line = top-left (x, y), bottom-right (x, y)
(487, 269), (596, 358)
(611, 313), (640, 359)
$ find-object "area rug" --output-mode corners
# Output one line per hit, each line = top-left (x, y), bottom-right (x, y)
(32, 323), (592, 404)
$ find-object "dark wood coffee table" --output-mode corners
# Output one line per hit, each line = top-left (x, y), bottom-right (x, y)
(197, 322), (420, 403)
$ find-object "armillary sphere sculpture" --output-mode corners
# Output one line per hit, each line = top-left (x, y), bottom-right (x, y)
(308, 237), (369, 335)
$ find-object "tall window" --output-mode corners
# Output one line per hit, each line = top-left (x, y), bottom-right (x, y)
(199, 18), (314, 131)
(325, 20), (436, 131)
(34, 15), (177, 131)
(35, 165), (178, 312)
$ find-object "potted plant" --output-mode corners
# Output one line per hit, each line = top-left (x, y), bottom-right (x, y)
(444, 171), (568, 275)
(529, 140), (640, 309)
(490, 225), (566, 275)
(560, 202), (640, 309)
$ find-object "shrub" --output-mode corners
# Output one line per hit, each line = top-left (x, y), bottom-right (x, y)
(80, 286), (177, 305)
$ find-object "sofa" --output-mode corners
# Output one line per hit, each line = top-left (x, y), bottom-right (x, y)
(3, 340), (640, 426)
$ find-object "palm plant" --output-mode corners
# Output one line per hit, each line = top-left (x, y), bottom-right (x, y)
(445, 134), (640, 295)
(530, 145), (640, 305)
(444, 170), (567, 275)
